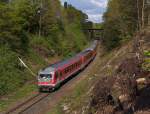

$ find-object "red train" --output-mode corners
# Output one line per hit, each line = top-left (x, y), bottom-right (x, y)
(38, 40), (98, 92)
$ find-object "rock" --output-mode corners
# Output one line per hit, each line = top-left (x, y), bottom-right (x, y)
(63, 104), (69, 111)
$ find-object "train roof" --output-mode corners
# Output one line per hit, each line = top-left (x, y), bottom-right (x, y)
(39, 50), (91, 74)
(39, 40), (98, 74)
(51, 50), (90, 68)
(39, 67), (55, 74)
(76, 50), (90, 56)
(85, 41), (98, 51)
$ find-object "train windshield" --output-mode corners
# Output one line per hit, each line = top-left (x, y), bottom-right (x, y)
(39, 74), (52, 80)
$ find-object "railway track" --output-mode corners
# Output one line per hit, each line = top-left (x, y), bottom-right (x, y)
(4, 93), (49, 114)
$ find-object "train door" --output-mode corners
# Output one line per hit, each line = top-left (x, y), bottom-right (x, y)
(55, 71), (60, 83)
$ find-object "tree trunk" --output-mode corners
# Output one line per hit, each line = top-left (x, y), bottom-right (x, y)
(142, 0), (145, 28)
(137, 0), (141, 30)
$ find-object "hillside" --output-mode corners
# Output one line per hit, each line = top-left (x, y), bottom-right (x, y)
(0, 0), (149, 114)
(48, 29), (150, 114)
(0, 0), (91, 96)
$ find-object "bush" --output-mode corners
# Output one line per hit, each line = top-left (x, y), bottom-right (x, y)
(0, 45), (25, 95)
(102, 0), (138, 50)
(144, 50), (150, 56)
(0, 0), (89, 96)
(0, 2), (29, 54)
(103, 20), (121, 50)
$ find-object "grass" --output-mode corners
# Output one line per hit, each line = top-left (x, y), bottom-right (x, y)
(144, 50), (150, 56)
(0, 49), (62, 112)
(48, 77), (91, 114)
(27, 48), (47, 72)
(0, 1), (89, 113)
(48, 56), (101, 114)
(47, 43), (132, 114)
(47, 67), (98, 114)
(0, 83), (37, 112)
(142, 58), (150, 71)
(0, 43), (120, 114)
(0, 39), (88, 113)
(48, 104), (64, 114)
(142, 49), (150, 71)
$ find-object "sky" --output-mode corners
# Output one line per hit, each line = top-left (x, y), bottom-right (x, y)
(60, 0), (108, 23)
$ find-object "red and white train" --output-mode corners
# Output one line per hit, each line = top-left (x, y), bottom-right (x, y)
(38, 40), (98, 92)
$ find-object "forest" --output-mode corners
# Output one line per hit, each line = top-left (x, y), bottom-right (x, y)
(0, 0), (92, 95)
(102, 0), (150, 50)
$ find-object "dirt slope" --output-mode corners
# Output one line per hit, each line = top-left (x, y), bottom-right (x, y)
(58, 30), (150, 114)
(88, 30), (150, 114)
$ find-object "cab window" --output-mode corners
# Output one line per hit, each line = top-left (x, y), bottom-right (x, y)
(39, 74), (52, 79)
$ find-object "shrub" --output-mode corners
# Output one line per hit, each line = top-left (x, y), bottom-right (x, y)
(0, 45), (25, 95)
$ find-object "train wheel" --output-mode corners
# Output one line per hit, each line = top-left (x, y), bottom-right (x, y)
(39, 87), (43, 92)
(49, 87), (55, 92)
(55, 83), (61, 90)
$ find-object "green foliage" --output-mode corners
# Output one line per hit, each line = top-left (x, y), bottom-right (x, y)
(103, 20), (121, 50)
(102, 0), (138, 50)
(0, 0), (89, 96)
(64, 1), (68, 9)
(65, 4), (88, 25)
(144, 50), (150, 56)
(0, 2), (29, 53)
(142, 58), (150, 71)
(12, 0), (38, 33)
(0, 46), (24, 95)
(142, 50), (150, 71)
(93, 23), (103, 29)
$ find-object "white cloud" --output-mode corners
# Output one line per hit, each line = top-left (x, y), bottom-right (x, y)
(88, 14), (103, 23)
(85, 9), (97, 14)
(91, 0), (107, 8)
(60, 0), (108, 23)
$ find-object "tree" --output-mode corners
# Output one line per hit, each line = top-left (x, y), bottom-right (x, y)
(0, 2), (30, 53)
(102, 0), (139, 50)
(64, 1), (68, 9)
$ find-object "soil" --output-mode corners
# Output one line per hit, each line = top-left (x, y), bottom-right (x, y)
(88, 30), (150, 114)
(89, 61), (150, 114)
(116, 57), (143, 78)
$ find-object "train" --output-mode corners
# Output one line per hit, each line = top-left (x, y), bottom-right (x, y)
(38, 40), (98, 92)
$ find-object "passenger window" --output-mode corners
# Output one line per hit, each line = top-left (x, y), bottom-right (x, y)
(66, 68), (68, 73)
(69, 66), (71, 72)
(72, 65), (74, 69)
(55, 71), (58, 79)
(65, 69), (67, 73)
(60, 72), (62, 76)
(67, 68), (69, 72)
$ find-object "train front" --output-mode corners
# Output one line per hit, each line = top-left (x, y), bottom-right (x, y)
(38, 67), (55, 92)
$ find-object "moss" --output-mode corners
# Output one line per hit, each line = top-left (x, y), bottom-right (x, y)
(142, 58), (150, 71)
(144, 50), (150, 57)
